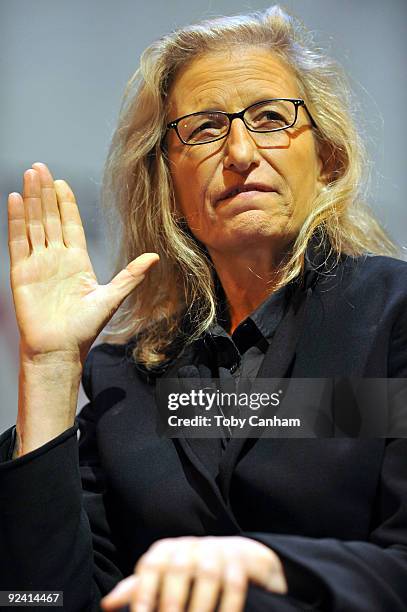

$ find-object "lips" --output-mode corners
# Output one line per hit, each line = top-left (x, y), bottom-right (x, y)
(216, 183), (275, 203)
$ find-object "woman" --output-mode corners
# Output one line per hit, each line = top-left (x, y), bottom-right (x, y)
(1, 5), (406, 612)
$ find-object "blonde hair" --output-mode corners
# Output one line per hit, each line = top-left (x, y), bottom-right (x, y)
(100, 4), (400, 370)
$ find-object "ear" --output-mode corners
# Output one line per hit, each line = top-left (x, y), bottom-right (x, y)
(315, 139), (336, 192)
(173, 201), (186, 223)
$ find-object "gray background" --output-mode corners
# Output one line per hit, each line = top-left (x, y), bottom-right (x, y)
(1, 0), (406, 432)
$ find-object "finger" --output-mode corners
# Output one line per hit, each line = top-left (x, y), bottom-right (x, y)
(32, 162), (64, 245)
(106, 253), (160, 308)
(132, 539), (173, 612)
(110, 253), (160, 289)
(131, 568), (161, 612)
(158, 544), (196, 612)
(188, 548), (223, 612)
(245, 546), (288, 595)
(100, 575), (138, 609)
(266, 570), (288, 594)
(23, 169), (46, 251)
(53, 179), (87, 249)
(8, 192), (30, 264)
(218, 562), (247, 612)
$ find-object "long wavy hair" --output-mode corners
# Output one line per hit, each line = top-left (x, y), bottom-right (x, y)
(100, 4), (400, 370)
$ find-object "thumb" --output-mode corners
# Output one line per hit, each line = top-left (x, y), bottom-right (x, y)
(105, 252), (160, 308)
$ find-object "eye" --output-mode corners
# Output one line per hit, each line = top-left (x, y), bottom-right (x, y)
(252, 110), (287, 127)
(247, 101), (294, 130)
(190, 120), (222, 137)
(264, 111), (285, 121)
(179, 113), (228, 143)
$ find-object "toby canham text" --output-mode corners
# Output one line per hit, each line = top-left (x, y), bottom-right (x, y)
(168, 415), (301, 429)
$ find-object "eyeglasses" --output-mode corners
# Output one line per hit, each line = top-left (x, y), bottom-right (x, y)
(166, 98), (317, 146)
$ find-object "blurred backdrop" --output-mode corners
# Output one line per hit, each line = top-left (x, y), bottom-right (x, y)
(1, 0), (406, 431)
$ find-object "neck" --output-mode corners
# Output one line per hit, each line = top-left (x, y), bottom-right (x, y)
(209, 245), (289, 334)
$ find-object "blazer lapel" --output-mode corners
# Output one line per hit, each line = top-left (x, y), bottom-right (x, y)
(216, 284), (313, 504)
(216, 229), (336, 504)
(155, 339), (242, 532)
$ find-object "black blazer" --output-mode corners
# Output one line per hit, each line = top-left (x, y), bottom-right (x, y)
(1, 252), (407, 612)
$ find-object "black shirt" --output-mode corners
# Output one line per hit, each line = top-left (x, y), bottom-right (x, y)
(205, 281), (289, 382)
(188, 282), (291, 477)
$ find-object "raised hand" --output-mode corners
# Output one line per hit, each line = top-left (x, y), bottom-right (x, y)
(8, 162), (159, 365)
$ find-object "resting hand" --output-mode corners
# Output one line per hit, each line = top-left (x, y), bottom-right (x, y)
(100, 535), (288, 612)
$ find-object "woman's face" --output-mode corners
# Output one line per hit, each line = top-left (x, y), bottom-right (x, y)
(166, 47), (325, 256)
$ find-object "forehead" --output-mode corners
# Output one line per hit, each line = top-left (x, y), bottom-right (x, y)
(167, 46), (300, 118)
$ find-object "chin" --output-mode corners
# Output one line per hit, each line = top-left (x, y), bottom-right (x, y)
(225, 211), (289, 240)
(213, 222), (289, 253)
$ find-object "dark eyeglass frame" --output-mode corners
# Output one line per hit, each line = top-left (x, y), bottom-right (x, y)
(165, 98), (317, 146)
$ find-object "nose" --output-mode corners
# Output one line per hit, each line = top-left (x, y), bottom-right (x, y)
(223, 118), (260, 173)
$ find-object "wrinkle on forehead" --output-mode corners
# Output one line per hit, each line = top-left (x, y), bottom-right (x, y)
(167, 47), (300, 118)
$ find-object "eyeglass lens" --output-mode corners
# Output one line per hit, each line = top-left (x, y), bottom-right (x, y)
(177, 100), (297, 145)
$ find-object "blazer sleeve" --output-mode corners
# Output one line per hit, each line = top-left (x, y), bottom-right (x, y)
(246, 309), (407, 612)
(0, 347), (124, 612)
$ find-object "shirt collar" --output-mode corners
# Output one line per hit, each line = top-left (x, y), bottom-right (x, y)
(208, 228), (335, 349)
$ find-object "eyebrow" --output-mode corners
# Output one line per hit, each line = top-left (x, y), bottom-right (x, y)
(199, 107), (225, 113)
(183, 104), (226, 114)
(186, 96), (285, 114)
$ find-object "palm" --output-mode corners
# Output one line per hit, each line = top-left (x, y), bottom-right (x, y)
(8, 163), (159, 360)
(12, 244), (104, 354)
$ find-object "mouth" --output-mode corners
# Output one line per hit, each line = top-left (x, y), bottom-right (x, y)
(215, 183), (276, 204)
